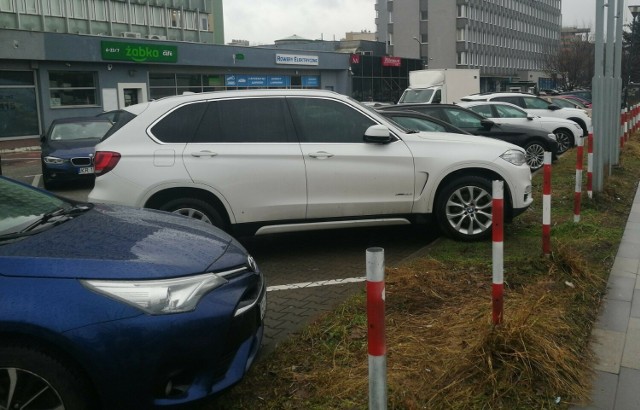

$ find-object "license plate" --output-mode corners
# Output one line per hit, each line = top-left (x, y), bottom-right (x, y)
(259, 294), (267, 321)
(78, 167), (94, 175)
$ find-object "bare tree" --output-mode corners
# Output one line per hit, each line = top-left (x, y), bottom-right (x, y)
(543, 33), (595, 90)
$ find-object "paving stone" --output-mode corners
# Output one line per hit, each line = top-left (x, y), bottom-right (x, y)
(596, 299), (631, 333)
(614, 367), (640, 409)
(621, 318), (640, 370)
(569, 370), (618, 410)
(631, 290), (640, 318)
(606, 276), (636, 302)
(610, 257), (639, 277)
(592, 328), (625, 374)
(616, 242), (639, 259)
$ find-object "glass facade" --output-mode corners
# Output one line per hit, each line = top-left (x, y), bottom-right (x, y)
(0, 71), (40, 139)
(351, 55), (424, 103)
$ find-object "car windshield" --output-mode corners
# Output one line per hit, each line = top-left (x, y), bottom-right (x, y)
(399, 89), (435, 104)
(390, 116), (446, 132)
(49, 121), (113, 141)
(0, 178), (73, 236)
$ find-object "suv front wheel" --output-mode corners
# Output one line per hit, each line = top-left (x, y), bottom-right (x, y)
(435, 176), (494, 241)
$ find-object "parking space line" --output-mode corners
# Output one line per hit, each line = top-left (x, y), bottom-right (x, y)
(31, 174), (41, 187)
(267, 277), (365, 292)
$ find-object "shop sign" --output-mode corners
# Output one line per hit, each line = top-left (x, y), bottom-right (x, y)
(101, 41), (178, 63)
(382, 57), (401, 67)
(276, 54), (319, 66)
(225, 75), (292, 87)
(301, 76), (320, 87)
(350, 54), (361, 64)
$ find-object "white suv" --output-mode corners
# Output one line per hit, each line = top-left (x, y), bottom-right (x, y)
(460, 92), (591, 144)
(89, 89), (533, 241)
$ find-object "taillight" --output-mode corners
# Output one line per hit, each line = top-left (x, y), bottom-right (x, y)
(94, 151), (121, 175)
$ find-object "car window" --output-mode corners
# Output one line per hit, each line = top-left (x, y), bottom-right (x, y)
(288, 98), (375, 143)
(492, 96), (522, 106)
(49, 121), (112, 141)
(494, 104), (527, 118)
(390, 116), (446, 132)
(522, 97), (551, 109)
(151, 102), (207, 143)
(0, 178), (69, 235)
(400, 89), (435, 103)
(441, 108), (483, 128)
(101, 110), (136, 140)
(468, 105), (493, 118)
(551, 98), (578, 109)
(193, 98), (295, 143)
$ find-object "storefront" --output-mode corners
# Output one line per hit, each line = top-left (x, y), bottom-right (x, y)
(0, 30), (351, 141)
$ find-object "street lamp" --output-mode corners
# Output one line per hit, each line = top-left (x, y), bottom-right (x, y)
(412, 36), (426, 68)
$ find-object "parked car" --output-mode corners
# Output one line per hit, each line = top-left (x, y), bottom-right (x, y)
(556, 94), (592, 108)
(0, 175), (265, 409)
(541, 95), (593, 118)
(88, 89), (534, 241)
(559, 89), (592, 103)
(458, 101), (584, 154)
(460, 92), (592, 139)
(377, 109), (472, 134)
(40, 117), (113, 189)
(377, 103), (558, 170)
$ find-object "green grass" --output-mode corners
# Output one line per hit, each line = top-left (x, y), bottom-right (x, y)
(208, 138), (640, 409)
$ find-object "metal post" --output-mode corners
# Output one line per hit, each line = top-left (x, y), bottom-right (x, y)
(366, 247), (387, 410)
(593, 0), (606, 192)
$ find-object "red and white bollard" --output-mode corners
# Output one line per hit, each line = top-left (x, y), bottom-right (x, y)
(574, 135), (584, 222)
(366, 247), (387, 410)
(542, 152), (552, 256)
(492, 180), (504, 326)
(620, 109), (625, 149)
(587, 132), (593, 199)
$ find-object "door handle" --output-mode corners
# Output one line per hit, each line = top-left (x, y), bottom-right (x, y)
(191, 150), (218, 158)
(308, 151), (334, 159)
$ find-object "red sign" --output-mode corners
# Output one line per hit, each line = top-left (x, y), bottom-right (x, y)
(382, 56), (401, 67)
(350, 54), (361, 64)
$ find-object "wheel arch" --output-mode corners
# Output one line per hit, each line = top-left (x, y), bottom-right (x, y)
(566, 117), (587, 136)
(145, 187), (232, 226)
(434, 168), (515, 220)
(0, 329), (101, 406)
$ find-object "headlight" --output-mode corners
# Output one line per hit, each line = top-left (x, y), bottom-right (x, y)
(82, 272), (228, 315)
(43, 156), (67, 165)
(500, 149), (526, 166)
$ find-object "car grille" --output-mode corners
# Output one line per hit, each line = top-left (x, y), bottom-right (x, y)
(71, 157), (92, 166)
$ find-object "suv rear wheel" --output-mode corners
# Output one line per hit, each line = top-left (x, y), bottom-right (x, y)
(159, 198), (227, 230)
(436, 176), (494, 241)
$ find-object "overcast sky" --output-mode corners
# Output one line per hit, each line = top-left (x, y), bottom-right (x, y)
(224, 1), (636, 46)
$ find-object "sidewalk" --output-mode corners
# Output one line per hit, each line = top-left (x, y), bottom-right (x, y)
(0, 137), (39, 153)
(571, 183), (640, 409)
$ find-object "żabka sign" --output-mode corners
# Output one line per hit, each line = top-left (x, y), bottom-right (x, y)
(382, 57), (401, 67)
(101, 41), (178, 63)
(275, 54), (319, 66)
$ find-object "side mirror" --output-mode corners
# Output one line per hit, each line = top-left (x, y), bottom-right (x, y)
(364, 125), (394, 144)
(527, 115), (535, 121)
(547, 104), (561, 111)
(480, 119), (495, 129)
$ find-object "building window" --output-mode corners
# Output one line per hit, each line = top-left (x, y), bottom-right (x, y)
(420, 10), (428, 20)
(170, 9), (181, 28)
(48, 71), (98, 107)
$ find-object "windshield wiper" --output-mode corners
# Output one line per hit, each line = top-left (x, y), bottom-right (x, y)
(0, 205), (92, 242)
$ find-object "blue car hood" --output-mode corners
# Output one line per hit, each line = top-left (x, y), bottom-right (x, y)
(0, 204), (249, 280)
(41, 139), (99, 157)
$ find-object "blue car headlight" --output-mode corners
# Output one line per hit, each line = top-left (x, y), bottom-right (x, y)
(43, 156), (68, 165)
(81, 272), (229, 315)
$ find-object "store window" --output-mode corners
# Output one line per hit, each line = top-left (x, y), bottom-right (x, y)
(0, 71), (39, 138)
(48, 71), (98, 107)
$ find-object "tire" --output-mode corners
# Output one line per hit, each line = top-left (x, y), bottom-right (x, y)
(553, 128), (574, 154)
(435, 176), (494, 241)
(0, 345), (94, 410)
(159, 197), (227, 230)
(524, 140), (546, 171)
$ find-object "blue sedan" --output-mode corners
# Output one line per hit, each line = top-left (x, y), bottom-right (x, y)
(40, 117), (114, 189)
(0, 176), (265, 409)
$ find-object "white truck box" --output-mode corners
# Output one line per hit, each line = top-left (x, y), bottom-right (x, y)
(398, 68), (480, 104)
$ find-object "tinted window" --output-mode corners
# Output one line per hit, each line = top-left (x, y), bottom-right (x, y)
(494, 104), (527, 118)
(193, 98), (294, 143)
(288, 98), (375, 143)
(468, 105), (493, 118)
(522, 97), (551, 109)
(390, 116), (446, 132)
(552, 98), (578, 109)
(151, 102), (207, 143)
(441, 108), (483, 128)
(493, 96), (521, 106)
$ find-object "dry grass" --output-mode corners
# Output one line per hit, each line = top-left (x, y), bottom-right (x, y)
(210, 138), (640, 409)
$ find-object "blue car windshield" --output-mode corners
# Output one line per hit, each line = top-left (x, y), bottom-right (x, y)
(0, 178), (71, 236)
(49, 121), (113, 141)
